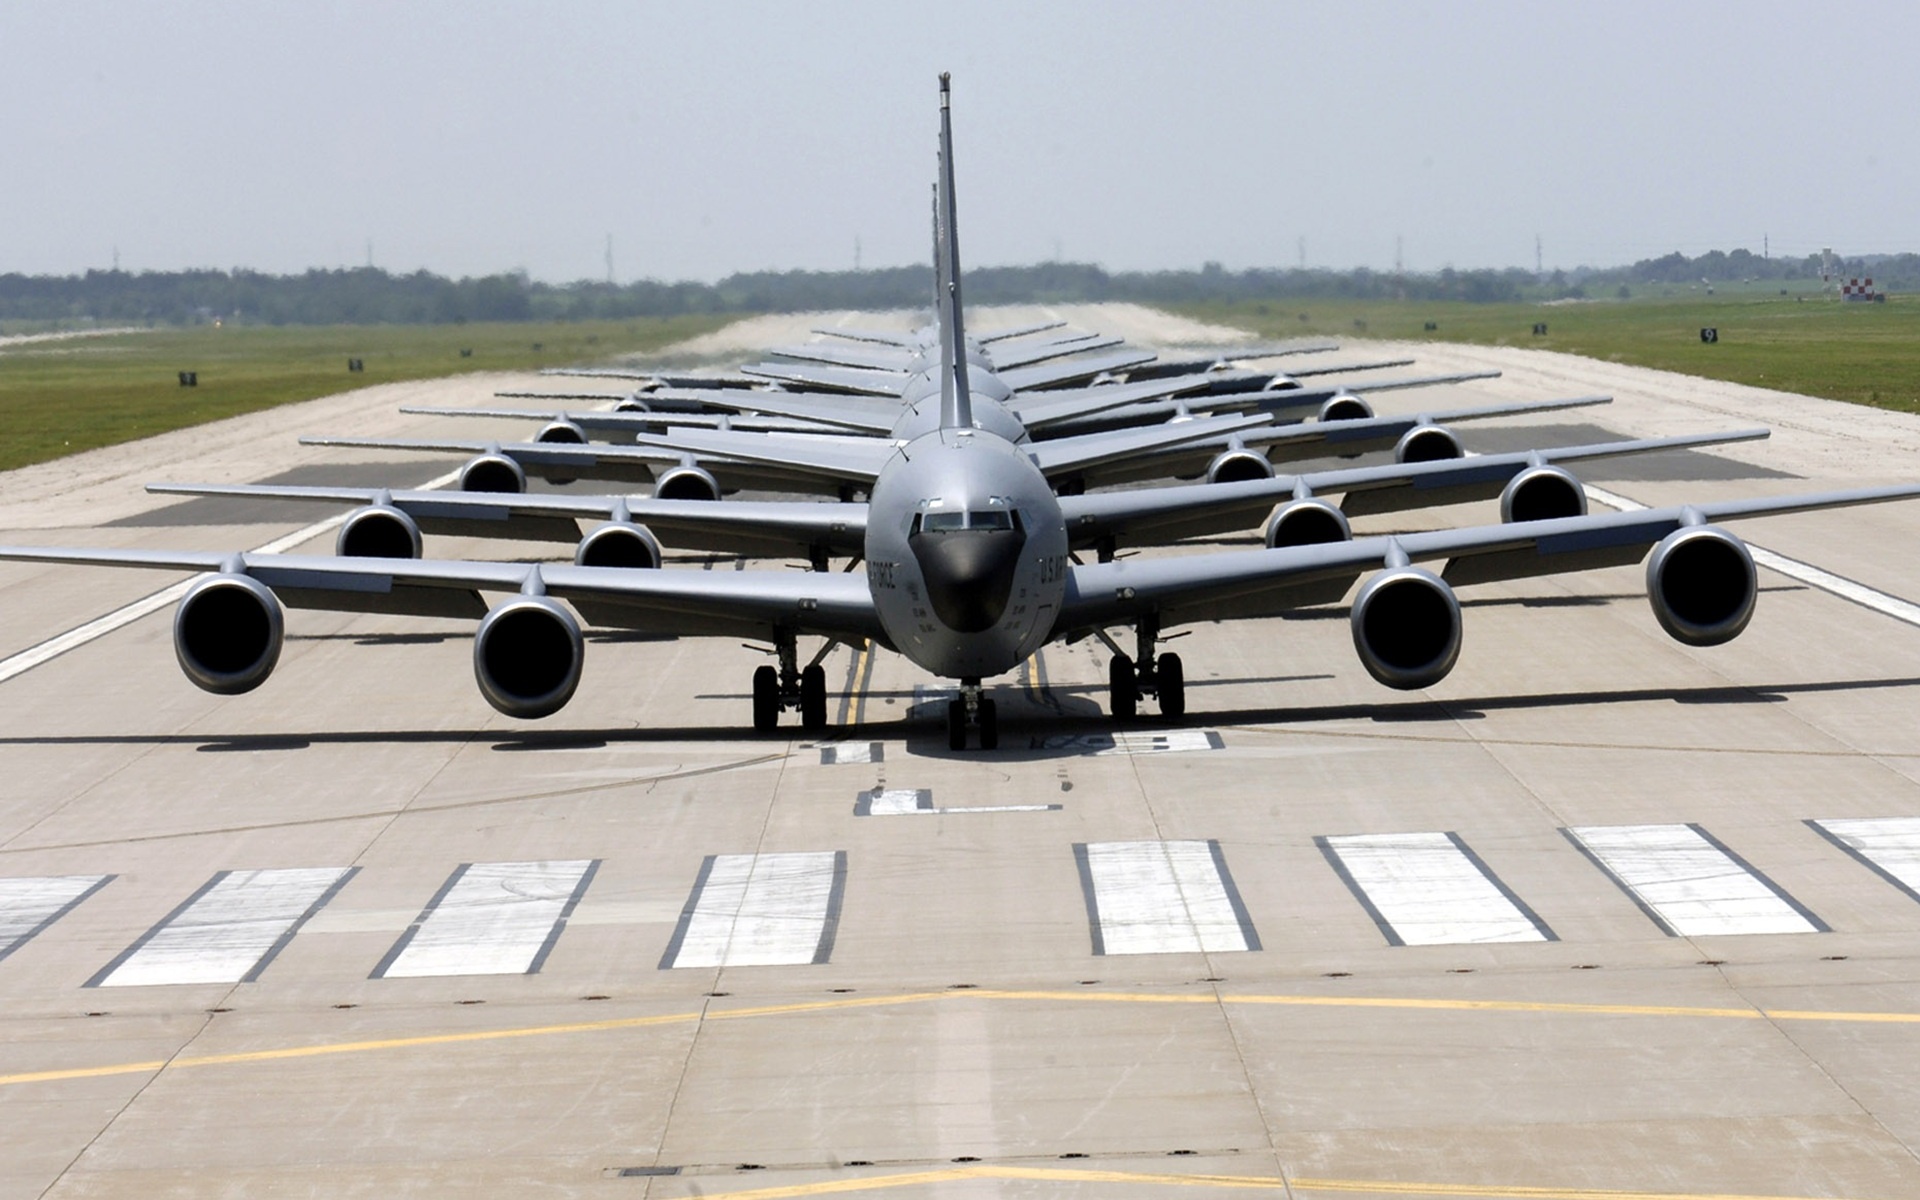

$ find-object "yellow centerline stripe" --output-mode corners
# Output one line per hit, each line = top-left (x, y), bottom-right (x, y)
(9, 986), (1920, 1090)
(847, 643), (872, 727)
(650, 1163), (1882, 1200)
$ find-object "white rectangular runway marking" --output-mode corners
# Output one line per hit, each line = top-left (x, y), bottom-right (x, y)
(0, 875), (112, 961)
(660, 852), (846, 969)
(1810, 817), (1920, 903)
(89, 867), (358, 987)
(1565, 823), (1824, 937)
(854, 788), (1059, 816)
(372, 860), (599, 978)
(819, 742), (882, 765)
(1037, 730), (1225, 757)
(1318, 832), (1554, 946)
(1074, 840), (1259, 956)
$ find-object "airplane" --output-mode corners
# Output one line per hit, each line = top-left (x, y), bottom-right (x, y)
(2, 74), (1917, 756)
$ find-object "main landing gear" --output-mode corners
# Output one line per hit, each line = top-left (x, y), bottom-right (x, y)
(751, 631), (829, 733)
(946, 677), (999, 752)
(1105, 615), (1185, 721)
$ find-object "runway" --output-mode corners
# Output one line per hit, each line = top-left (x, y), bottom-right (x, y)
(4, 309), (1920, 1198)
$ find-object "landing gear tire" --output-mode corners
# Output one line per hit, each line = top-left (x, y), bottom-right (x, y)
(977, 696), (999, 751)
(751, 665), (779, 733)
(1158, 653), (1185, 721)
(800, 664), (828, 732)
(1109, 654), (1137, 721)
(946, 698), (968, 752)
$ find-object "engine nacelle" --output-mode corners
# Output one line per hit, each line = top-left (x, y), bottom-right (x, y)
(536, 419), (587, 444)
(1318, 392), (1373, 422)
(473, 596), (584, 719)
(460, 453), (527, 494)
(1646, 525), (1756, 647)
(335, 504), (423, 559)
(1206, 447), (1274, 485)
(1500, 465), (1588, 523)
(1266, 373), (1300, 391)
(1265, 498), (1352, 548)
(574, 521), (663, 569)
(654, 464), (721, 502)
(1350, 567), (1462, 690)
(1394, 424), (1463, 464)
(174, 574), (284, 696)
(613, 396), (652, 413)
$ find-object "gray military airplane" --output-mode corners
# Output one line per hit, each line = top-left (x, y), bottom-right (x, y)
(2, 74), (1916, 754)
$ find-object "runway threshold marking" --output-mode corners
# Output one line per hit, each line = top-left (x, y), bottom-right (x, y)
(659, 852), (848, 968)
(371, 859), (599, 979)
(1808, 817), (1920, 904)
(87, 867), (358, 987)
(1584, 483), (1920, 629)
(635, 1162), (1886, 1200)
(0, 874), (113, 961)
(0, 467), (462, 686)
(1074, 840), (1260, 955)
(1317, 832), (1554, 946)
(13, 986), (1920, 1090)
(1564, 824), (1826, 937)
(854, 788), (1059, 816)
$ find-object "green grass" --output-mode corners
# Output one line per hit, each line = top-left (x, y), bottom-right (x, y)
(0, 316), (729, 472)
(1174, 293), (1920, 415)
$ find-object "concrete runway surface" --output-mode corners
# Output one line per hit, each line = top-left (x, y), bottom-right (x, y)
(3, 308), (1920, 1198)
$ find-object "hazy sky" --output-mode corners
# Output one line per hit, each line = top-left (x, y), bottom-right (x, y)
(3, 1), (1914, 282)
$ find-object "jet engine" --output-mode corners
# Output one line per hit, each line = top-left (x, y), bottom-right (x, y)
(653, 464), (722, 502)
(1350, 566), (1462, 690)
(1645, 525), (1756, 646)
(613, 397), (651, 413)
(1394, 424), (1463, 464)
(472, 596), (584, 718)
(1264, 498), (1352, 548)
(334, 504), (423, 559)
(574, 521), (663, 569)
(174, 574), (284, 695)
(460, 452), (527, 493)
(1499, 465), (1588, 523)
(536, 419), (588, 444)
(1205, 445), (1274, 485)
(1318, 393), (1374, 422)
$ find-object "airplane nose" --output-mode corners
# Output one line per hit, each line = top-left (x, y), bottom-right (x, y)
(910, 529), (1026, 632)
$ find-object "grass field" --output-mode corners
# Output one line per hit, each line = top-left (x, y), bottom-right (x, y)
(0, 316), (728, 472)
(1175, 293), (1920, 415)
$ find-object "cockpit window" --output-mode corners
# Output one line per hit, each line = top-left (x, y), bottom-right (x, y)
(968, 510), (1015, 531)
(920, 511), (968, 533)
(913, 509), (1020, 534)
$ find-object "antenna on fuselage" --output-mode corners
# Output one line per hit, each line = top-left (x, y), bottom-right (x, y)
(936, 72), (973, 433)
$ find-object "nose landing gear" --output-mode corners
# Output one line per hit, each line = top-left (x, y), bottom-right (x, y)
(945, 678), (999, 752)
(750, 631), (830, 733)
(1104, 615), (1185, 721)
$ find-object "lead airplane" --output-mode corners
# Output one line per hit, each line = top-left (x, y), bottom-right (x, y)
(3, 74), (1918, 752)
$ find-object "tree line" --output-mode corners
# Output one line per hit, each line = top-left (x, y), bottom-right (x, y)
(0, 250), (1910, 327)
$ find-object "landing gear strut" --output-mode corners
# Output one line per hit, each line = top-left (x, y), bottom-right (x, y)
(750, 630), (830, 733)
(1105, 615), (1185, 721)
(945, 678), (998, 752)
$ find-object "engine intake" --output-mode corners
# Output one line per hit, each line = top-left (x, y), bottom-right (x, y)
(654, 464), (721, 502)
(473, 597), (584, 719)
(1646, 525), (1756, 646)
(460, 453), (527, 494)
(575, 521), (663, 569)
(1394, 424), (1463, 464)
(1206, 447), (1274, 485)
(613, 397), (651, 413)
(1350, 567), (1462, 690)
(335, 504), (422, 559)
(536, 419), (588, 444)
(174, 574), (284, 695)
(1500, 465), (1588, 523)
(1265, 498), (1352, 548)
(1318, 393), (1374, 422)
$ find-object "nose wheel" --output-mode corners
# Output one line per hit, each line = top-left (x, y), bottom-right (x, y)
(750, 633), (831, 733)
(1105, 616), (1185, 721)
(945, 679), (998, 751)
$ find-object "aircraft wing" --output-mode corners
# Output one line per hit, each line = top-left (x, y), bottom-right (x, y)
(1255, 396), (1613, 462)
(0, 547), (884, 642)
(1283, 358), (1417, 378)
(401, 406), (858, 437)
(144, 483), (869, 558)
(988, 333), (1121, 370)
(1024, 414), (1274, 479)
(1054, 429), (1770, 549)
(1000, 349), (1159, 391)
(1005, 375), (1218, 430)
(812, 326), (924, 347)
(737, 362), (909, 396)
(976, 319), (1068, 344)
(766, 343), (921, 371)
(624, 429), (898, 485)
(1054, 483), (1920, 633)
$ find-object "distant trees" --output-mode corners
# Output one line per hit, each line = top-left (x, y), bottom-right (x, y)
(0, 248), (1909, 329)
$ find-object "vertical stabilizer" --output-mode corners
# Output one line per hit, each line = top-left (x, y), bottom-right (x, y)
(936, 73), (974, 433)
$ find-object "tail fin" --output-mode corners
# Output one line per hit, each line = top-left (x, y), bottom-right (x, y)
(935, 72), (973, 432)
